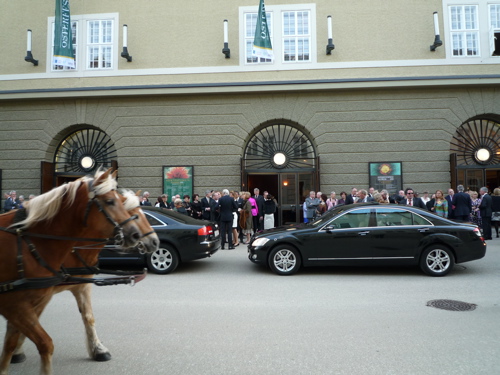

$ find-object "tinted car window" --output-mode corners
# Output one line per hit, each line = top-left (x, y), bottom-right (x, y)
(330, 208), (372, 229)
(145, 213), (165, 226)
(375, 207), (431, 226)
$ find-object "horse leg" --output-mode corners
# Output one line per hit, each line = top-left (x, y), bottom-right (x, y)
(10, 333), (27, 363)
(0, 322), (22, 374)
(70, 284), (112, 361)
(0, 312), (54, 375)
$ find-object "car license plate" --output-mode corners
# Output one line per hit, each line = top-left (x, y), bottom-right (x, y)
(214, 230), (219, 237)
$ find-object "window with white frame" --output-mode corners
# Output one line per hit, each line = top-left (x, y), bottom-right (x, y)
(490, 4), (500, 56)
(450, 5), (479, 56)
(245, 12), (273, 64)
(283, 11), (310, 62)
(51, 21), (78, 70)
(48, 14), (118, 72)
(87, 20), (113, 69)
(444, 2), (500, 59)
(240, 4), (315, 66)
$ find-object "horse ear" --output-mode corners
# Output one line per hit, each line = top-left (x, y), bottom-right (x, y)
(136, 190), (142, 197)
(111, 169), (118, 180)
(94, 168), (111, 186)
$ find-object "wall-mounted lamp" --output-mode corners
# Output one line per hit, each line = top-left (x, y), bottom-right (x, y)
(24, 29), (38, 66)
(121, 24), (132, 62)
(326, 15), (335, 55)
(222, 19), (231, 58)
(430, 12), (443, 51)
(283, 181), (288, 187)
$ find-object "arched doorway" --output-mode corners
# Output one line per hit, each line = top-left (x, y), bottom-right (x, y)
(242, 121), (318, 225)
(450, 115), (500, 192)
(41, 127), (117, 192)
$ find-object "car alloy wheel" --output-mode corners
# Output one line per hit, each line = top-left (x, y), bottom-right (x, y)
(269, 245), (301, 275)
(146, 245), (179, 274)
(420, 245), (455, 277)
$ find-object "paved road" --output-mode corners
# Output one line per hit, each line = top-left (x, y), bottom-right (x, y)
(1, 241), (499, 375)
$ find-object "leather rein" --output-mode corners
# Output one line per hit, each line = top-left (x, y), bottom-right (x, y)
(0, 183), (139, 293)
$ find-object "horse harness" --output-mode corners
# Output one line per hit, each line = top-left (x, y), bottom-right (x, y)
(0, 183), (140, 293)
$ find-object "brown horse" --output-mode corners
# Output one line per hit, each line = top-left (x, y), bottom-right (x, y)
(0, 169), (141, 375)
(9, 190), (159, 364)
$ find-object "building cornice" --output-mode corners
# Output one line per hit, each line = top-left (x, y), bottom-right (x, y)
(1, 75), (499, 100)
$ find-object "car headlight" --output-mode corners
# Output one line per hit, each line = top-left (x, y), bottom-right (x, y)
(252, 238), (270, 247)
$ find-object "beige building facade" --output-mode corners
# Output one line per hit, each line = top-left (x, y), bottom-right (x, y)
(1, 0), (500, 222)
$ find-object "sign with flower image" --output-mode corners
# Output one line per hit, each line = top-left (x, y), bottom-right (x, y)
(163, 166), (193, 199)
(368, 162), (402, 195)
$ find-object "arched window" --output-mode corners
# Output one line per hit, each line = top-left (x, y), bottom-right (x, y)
(243, 123), (316, 171)
(54, 128), (117, 173)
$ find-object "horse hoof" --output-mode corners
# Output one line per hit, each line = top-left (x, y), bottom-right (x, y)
(94, 352), (112, 362)
(11, 353), (27, 363)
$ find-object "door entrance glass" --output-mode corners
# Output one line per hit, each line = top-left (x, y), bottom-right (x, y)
(280, 174), (298, 224)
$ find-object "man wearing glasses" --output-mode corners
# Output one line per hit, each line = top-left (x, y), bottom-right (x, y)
(399, 188), (427, 210)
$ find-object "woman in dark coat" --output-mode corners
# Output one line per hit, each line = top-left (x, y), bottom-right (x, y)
(190, 194), (203, 219)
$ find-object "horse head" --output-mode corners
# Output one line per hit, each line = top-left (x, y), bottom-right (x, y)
(82, 168), (141, 248)
(121, 190), (159, 254)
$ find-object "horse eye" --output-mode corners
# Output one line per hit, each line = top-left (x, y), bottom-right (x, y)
(105, 199), (115, 206)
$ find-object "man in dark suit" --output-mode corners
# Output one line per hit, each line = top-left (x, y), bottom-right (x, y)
(345, 188), (358, 205)
(218, 189), (238, 249)
(356, 189), (374, 203)
(399, 188), (427, 209)
(452, 185), (472, 221)
(479, 187), (493, 240)
(3, 190), (20, 212)
(253, 188), (265, 231)
(445, 189), (455, 219)
(201, 189), (214, 220)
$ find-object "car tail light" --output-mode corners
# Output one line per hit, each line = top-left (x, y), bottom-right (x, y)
(473, 227), (484, 241)
(198, 226), (214, 236)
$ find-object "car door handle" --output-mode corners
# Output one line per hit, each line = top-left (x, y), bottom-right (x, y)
(418, 227), (430, 232)
(358, 231), (370, 236)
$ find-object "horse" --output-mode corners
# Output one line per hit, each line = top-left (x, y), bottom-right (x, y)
(9, 190), (160, 364)
(0, 168), (141, 375)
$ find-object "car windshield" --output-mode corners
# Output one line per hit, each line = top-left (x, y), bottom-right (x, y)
(309, 206), (349, 227)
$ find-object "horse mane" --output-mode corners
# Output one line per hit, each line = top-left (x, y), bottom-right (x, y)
(12, 169), (117, 230)
(121, 190), (140, 211)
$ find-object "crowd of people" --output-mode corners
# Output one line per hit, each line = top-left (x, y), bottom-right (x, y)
(5, 183), (499, 242)
(2, 191), (35, 212)
(139, 188), (277, 249)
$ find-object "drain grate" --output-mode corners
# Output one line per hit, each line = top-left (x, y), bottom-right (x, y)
(426, 299), (477, 312)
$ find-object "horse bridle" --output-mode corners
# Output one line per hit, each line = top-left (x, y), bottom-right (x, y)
(83, 180), (139, 247)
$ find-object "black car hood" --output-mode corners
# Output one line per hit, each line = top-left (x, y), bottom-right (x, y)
(255, 222), (309, 237)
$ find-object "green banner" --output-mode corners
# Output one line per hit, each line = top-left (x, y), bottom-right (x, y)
(252, 0), (274, 60)
(53, 0), (75, 68)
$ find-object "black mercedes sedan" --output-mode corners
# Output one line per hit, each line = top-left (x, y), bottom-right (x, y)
(100, 207), (220, 274)
(248, 203), (486, 276)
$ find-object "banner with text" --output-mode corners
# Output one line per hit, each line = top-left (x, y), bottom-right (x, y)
(53, 0), (75, 68)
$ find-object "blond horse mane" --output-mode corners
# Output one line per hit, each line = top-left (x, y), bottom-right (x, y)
(13, 169), (117, 230)
(121, 190), (140, 211)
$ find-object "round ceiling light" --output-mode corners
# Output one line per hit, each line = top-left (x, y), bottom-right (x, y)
(273, 152), (287, 166)
(80, 155), (95, 170)
(475, 148), (491, 162)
